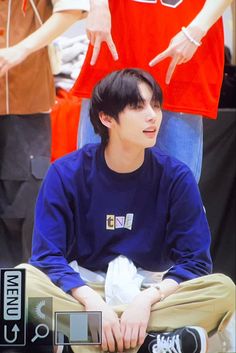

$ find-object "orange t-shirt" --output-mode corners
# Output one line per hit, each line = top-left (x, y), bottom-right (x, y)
(72, 0), (224, 119)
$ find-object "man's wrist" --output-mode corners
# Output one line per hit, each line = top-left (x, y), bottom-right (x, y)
(149, 284), (165, 302)
(16, 42), (34, 57)
(186, 24), (207, 40)
(181, 27), (202, 47)
(71, 285), (102, 306)
(138, 286), (164, 305)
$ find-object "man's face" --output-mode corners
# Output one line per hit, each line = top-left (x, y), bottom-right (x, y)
(110, 82), (162, 149)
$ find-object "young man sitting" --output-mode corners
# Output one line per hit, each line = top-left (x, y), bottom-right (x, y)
(19, 68), (235, 353)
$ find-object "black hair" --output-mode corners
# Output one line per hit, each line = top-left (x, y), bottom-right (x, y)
(89, 68), (163, 145)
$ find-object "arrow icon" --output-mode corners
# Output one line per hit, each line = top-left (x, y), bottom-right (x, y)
(4, 324), (20, 343)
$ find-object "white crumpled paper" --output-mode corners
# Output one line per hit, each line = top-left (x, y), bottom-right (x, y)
(69, 255), (166, 305)
(104, 255), (144, 305)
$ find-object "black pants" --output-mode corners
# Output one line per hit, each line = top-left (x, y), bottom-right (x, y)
(0, 114), (51, 267)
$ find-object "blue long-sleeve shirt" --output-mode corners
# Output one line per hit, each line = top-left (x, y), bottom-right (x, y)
(30, 144), (212, 293)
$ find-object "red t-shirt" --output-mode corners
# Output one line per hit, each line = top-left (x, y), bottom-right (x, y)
(72, 0), (224, 119)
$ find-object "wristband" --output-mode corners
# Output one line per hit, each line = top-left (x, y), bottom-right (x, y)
(181, 26), (202, 47)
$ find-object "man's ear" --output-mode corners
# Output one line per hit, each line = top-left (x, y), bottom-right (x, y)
(99, 112), (113, 129)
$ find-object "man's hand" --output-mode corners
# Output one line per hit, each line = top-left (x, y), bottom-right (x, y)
(0, 45), (29, 77)
(72, 286), (123, 352)
(149, 26), (205, 84)
(0, 10), (86, 78)
(120, 287), (158, 350)
(87, 1), (118, 65)
(87, 298), (123, 352)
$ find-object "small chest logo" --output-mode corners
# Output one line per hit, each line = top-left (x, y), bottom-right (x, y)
(106, 214), (134, 230)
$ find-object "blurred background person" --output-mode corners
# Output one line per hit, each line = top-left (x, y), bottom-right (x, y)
(0, 0), (89, 267)
(219, 45), (236, 108)
(72, 0), (233, 184)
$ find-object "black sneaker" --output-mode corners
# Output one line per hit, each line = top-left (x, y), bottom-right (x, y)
(137, 326), (207, 353)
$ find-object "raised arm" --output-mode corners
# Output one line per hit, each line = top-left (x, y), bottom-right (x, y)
(149, 0), (233, 84)
(0, 9), (87, 77)
(87, 0), (118, 65)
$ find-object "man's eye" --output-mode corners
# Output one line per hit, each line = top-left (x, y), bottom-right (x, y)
(129, 104), (144, 110)
(135, 104), (144, 110)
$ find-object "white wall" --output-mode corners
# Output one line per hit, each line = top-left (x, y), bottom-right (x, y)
(223, 6), (234, 57)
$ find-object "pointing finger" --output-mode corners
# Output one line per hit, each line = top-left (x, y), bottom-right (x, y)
(86, 29), (93, 44)
(165, 55), (179, 84)
(107, 35), (118, 61)
(149, 48), (171, 67)
(90, 37), (101, 65)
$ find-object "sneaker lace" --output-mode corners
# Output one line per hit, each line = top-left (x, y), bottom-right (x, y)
(152, 333), (182, 353)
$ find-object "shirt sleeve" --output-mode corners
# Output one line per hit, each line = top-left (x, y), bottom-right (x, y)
(29, 164), (85, 293)
(51, 0), (90, 13)
(163, 168), (213, 283)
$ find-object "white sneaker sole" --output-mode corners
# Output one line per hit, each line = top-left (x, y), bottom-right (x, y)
(188, 326), (208, 353)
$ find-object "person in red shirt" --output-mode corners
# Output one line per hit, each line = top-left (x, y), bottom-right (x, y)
(72, 0), (233, 183)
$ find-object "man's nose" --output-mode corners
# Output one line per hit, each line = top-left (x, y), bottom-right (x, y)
(145, 105), (157, 121)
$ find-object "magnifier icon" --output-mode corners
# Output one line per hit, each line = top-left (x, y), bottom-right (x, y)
(31, 324), (50, 342)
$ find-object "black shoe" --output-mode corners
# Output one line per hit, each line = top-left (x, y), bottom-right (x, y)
(61, 345), (73, 353)
(137, 326), (207, 353)
(54, 333), (73, 353)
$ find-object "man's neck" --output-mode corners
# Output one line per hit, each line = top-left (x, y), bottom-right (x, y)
(104, 142), (145, 173)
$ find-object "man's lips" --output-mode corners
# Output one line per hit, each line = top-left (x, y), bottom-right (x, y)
(143, 127), (157, 133)
(143, 127), (157, 139)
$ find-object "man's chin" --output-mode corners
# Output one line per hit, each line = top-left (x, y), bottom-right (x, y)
(146, 139), (157, 148)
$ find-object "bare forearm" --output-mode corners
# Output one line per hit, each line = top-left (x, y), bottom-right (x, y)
(16, 11), (86, 56)
(139, 279), (179, 306)
(71, 285), (123, 352)
(190, 0), (233, 34)
(71, 285), (104, 307)
(90, 0), (109, 8)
